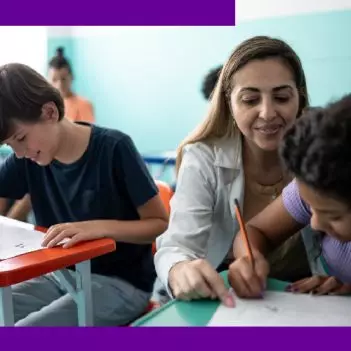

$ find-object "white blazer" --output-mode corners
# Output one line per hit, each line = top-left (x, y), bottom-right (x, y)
(155, 131), (245, 294)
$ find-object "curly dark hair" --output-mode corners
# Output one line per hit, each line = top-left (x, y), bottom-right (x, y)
(201, 65), (223, 100)
(280, 94), (351, 204)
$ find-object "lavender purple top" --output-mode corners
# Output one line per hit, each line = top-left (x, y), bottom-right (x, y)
(282, 179), (351, 284)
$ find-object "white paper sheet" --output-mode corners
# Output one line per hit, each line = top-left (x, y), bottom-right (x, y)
(208, 291), (351, 326)
(0, 215), (34, 230)
(0, 216), (68, 260)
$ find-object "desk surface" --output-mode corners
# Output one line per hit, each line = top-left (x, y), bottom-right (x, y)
(132, 272), (289, 327)
(0, 238), (116, 287)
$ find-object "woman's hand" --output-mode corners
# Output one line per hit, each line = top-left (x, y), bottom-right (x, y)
(168, 259), (235, 307)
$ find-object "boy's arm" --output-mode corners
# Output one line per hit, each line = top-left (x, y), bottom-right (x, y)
(42, 198), (169, 248)
(42, 135), (169, 248)
(0, 197), (9, 215)
(89, 194), (168, 243)
(6, 194), (32, 222)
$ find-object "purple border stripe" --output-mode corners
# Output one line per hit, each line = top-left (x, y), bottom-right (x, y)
(0, 327), (348, 351)
(0, 0), (235, 25)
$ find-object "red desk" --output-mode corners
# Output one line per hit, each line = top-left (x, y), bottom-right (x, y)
(0, 231), (116, 326)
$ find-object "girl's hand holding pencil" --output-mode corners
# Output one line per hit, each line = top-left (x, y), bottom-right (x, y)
(228, 199), (269, 298)
(228, 252), (269, 298)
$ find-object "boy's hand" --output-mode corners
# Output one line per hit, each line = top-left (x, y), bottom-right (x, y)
(42, 221), (104, 248)
(286, 276), (351, 295)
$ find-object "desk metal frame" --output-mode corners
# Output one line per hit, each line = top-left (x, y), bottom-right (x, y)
(0, 260), (92, 326)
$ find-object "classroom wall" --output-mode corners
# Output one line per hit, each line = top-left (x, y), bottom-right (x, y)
(0, 27), (47, 74)
(47, 7), (351, 156)
(236, 0), (351, 23)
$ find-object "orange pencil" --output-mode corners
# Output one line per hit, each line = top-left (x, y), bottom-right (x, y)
(234, 198), (255, 270)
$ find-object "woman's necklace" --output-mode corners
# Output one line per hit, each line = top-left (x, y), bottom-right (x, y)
(249, 175), (285, 201)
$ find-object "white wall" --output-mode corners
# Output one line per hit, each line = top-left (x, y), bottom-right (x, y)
(0, 27), (47, 74)
(46, 26), (73, 38)
(236, 0), (351, 23)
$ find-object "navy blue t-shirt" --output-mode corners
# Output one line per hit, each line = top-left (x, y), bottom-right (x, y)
(0, 123), (158, 292)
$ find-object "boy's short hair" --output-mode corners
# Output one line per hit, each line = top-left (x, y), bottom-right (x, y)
(280, 94), (351, 205)
(0, 63), (64, 142)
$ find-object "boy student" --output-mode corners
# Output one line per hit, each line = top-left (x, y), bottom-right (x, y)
(0, 46), (96, 223)
(229, 94), (351, 297)
(0, 63), (168, 326)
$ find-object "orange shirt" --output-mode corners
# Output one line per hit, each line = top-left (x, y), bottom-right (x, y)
(64, 94), (95, 123)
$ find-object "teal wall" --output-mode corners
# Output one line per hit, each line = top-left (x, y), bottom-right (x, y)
(47, 10), (351, 155)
